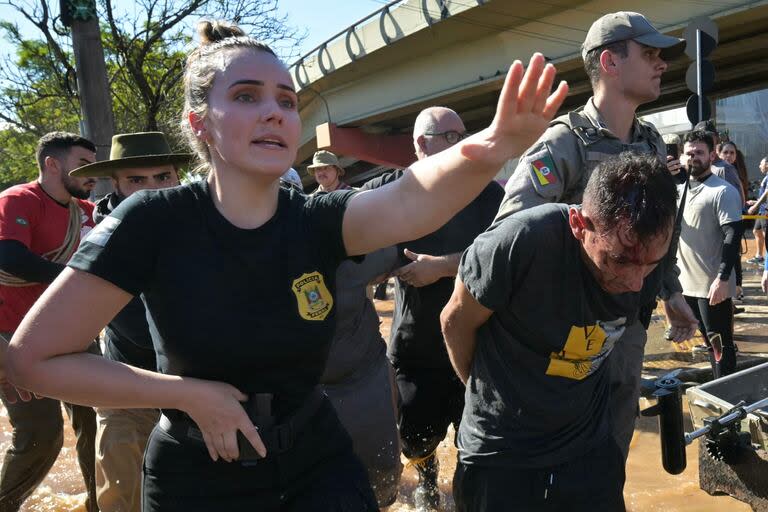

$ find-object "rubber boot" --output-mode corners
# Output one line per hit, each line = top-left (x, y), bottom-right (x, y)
(374, 281), (388, 300)
(412, 453), (440, 511)
(708, 347), (722, 380)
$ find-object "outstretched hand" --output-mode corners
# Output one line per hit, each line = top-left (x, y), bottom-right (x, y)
(462, 53), (568, 165)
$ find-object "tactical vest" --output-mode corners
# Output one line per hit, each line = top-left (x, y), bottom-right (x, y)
(551, 109), (663, 203)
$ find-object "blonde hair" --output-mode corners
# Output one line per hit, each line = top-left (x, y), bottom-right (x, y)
(181, 20), (278, 172)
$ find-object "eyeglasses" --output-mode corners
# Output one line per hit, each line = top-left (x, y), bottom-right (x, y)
(423, 130), (469, 145)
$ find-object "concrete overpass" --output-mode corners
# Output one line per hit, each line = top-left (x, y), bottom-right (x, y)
(292, 0), (768, 187)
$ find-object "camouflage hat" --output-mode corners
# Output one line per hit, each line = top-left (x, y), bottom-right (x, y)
(307, 150), (344, 176)
(582, 12), (684, 61)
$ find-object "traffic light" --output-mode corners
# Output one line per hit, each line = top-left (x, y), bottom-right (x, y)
(683, 17), (718, 126)
(59, 0), (97, 28)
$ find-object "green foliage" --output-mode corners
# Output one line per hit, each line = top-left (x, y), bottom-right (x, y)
(0, 129), (42, 190)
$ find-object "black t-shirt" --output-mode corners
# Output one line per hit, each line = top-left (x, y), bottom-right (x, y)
(93, 193), (156, 371)
(458, 204), (654, 469)
(102, 299), (156, 371)
(362, 171), (504, 369)
(70, 180), (355, 418)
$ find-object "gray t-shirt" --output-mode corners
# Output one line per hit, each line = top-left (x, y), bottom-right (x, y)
(677, 174), (742, 298)
(458, 204), (652, 469)
(321, 246), (399, 384)
(710, 158), (744, 204)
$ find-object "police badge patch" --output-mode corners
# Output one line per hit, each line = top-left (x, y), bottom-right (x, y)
(292, 271), (333, 321)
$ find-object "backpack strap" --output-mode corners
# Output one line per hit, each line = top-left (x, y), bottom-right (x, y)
(547, 109), (601, 178)
(636, 118), (664, 157)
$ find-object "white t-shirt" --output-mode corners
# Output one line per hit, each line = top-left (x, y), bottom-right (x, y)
(677, 173), (742, 298)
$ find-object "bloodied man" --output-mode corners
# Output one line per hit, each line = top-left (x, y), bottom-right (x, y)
(442, 153), (678, 511)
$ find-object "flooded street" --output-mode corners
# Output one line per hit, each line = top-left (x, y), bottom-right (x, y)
(0, 398), (751, 512)
(2, 253), (766, 511)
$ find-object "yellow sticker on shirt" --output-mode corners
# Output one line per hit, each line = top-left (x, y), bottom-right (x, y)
(546, 324), (608, 380)
(292, 272), (333, 321)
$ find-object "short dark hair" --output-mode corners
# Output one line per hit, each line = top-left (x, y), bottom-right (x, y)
(35, 132), (96, 172)
(683, 130), (715, 152)
(583, 40), (628, 85)
(693, 119), (717, 135)
(583, 152), (677, 244)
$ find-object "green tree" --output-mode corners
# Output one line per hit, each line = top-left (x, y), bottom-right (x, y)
(0, 0), (305, 189)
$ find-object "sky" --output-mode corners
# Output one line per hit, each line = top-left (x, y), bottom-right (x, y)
(0, 1), (383, 62)
(277, 0), (383, 60)
(0, 0), (383, 122)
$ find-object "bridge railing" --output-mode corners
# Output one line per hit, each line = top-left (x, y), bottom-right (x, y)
(289, 0), (487, 90)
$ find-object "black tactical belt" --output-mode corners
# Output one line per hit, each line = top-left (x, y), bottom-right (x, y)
(158, 387), (326, 461)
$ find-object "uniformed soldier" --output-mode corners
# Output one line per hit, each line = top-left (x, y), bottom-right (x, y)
(495, 11), (700, 462)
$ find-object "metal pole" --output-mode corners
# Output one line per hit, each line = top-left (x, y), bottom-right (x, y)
(685, 396), (768, 445)
(696, 29), (703, 123)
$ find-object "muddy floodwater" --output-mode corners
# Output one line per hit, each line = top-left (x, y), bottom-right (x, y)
(0, 392), (752, 512)
(3, 256), (767, 511)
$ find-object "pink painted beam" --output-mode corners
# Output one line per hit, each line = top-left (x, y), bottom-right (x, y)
(315, 123), (415, 169)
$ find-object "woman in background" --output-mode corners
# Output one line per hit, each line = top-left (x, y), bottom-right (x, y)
(719, 141), (748, 301)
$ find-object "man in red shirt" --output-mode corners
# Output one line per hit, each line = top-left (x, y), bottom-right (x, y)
(0, 132), (99, 512)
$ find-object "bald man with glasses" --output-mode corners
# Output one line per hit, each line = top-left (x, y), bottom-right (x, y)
(422, 129), (469, 146)
(361, 106), (503, 511)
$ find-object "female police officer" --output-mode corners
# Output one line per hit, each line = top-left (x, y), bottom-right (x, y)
(5, 20), (567, 511)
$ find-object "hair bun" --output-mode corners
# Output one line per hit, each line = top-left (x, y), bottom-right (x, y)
(197, 20), (245, 45)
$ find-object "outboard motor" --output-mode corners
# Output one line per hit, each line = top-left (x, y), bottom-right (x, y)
(641, 369), (768, 474)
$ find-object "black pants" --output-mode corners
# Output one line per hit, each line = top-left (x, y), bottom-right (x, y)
(735, 259), (743, 287)
(394, 364), (464, 459)
(684, 296), (736, 378)
(142, 400), (377, 511)
(0, 335), (98, 512)
(453, 440), (626, 512)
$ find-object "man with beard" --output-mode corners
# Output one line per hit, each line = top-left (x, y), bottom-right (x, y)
(69, 131), (187, 512)
(0, 132), (98, 512)
(693, 120), (744, 204)
(677, 130), (743, 378)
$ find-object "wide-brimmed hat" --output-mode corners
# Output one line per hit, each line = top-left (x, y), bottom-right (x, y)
(70, 132), (193, 177)
(582, 12), (685, 61)
(306, 150), (344, 176)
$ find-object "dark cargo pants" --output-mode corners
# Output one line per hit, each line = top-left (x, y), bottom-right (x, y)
(454, 439), (626, 511)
